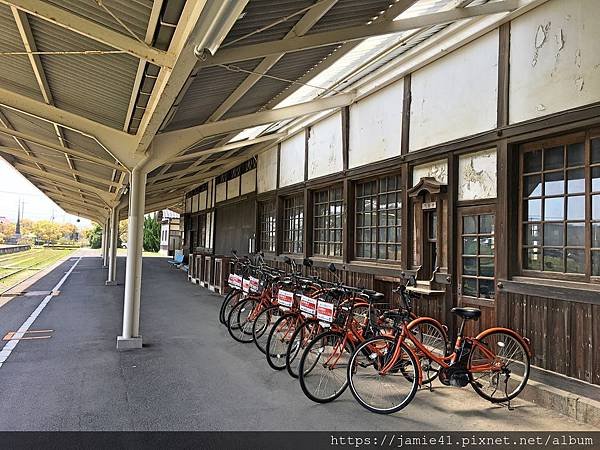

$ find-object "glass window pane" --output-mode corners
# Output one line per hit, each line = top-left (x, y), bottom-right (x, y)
(525, 247), (541, 270)
(545, 198), (564, 221)
(463, 237), (478, 255)
(463, 257), (477, 275)
(524, 149), (542, 172)
(593, 167), (600, 192)
(480, 215), (495, 234)
(525, 223), (542, 246)
(525, 199), (542, 221)
(463, 216), (477, 234)
(566, 222), (586, 247)
(479, 237), (494, 256)
(462, 278), (478, 297)
(593, 251), (600, 276)
(524, 175), (542, 197)
(479, 257), (494, 277)
(565, 249), (585, 274)
(479, 279), (495, 300)
(567, 169), (585, 194)
(544, 222), (564, 246)
(544, 248), (564, 272)
(544, 171), (564, 195)
(544, 146), (564, 170)
(567, 142), (585, 167)
(594, 195), (600, 221)
(567, 196), (585, 221)
(592, 139), (600, 164)
(593, 224), (600, 248)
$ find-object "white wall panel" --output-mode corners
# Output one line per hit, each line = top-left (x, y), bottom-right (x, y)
(227, 176), (240, 199)
(349, 79), (403, 168)
(215, 182), (226, 203)
(410, 30), (498, 151)
(412, 159), (448, 186)
(198, 190), (207, 211)
(279, 132), (306, 187)
(308, 112), (343, 179)
(509, 0), (600, 124)
(241, 168), (256, 195)
(257, 147), (278, 193)
(458, 148), (497, 201)
(191, 194), (199, 213)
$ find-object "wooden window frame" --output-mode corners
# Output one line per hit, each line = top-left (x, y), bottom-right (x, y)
(518, 130), (599, 284)
(354, 174), (402, 263)
(312, 184), (344, 258)
(282, 194), (304, 255)
(258, 199), (277, 253)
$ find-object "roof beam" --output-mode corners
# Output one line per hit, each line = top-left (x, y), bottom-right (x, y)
(167, 132), (287, 163)
(133, 1), (247, 154)
(200, 0), (519, 66)
(1, 0), (173, 68)
(46, 193), (106, 215)
(0, 126), (123, 170)
(40, 187), (106, 209)
(149, 156), (246, 183)
(13, 161), (120, 189)
(0, 86), (136, 167)
(150, 91), (356, 170)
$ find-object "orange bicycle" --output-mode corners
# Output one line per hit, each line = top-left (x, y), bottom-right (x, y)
(347, 285), (532, 414)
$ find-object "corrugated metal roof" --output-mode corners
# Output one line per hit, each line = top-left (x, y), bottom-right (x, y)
(45, 0), (153, 41)
(28, 15), (139, 129)
(308, 0), (396, 33)
(0, 5), (45, 102)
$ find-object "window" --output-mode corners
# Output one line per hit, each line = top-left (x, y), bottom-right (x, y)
(259, 200), (276, 252)
(520, 134), (600, 280)
(196, 214), (207, 248)
(283, 195), (304, 254)
(313, 186), (343, 257)
(460, 213), (495, 300)
(355, 175), (402, 261)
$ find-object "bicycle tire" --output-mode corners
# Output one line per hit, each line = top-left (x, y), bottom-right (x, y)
(252, 305), (282, 354)
(227, 298), (259, 343)
(285, 318), (322, 378)
(266, 313), (300, 371)
(220, 289), (242, 325)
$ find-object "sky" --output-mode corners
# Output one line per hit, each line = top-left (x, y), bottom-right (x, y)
(0, 157), (92, 227)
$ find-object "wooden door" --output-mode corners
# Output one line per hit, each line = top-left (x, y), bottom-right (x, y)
(457, 206), (496, 335)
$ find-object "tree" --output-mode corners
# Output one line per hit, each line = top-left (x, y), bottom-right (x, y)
(119, 219), (128, 246)
(87, 223), (103, 249)
(143, 216), (160, 252)
(0, 221), (16, 243)
(30, 220), (63, 243)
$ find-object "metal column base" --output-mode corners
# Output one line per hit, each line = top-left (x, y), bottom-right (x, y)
(116, 335), (143, 350)
(105, 280), (118, 286)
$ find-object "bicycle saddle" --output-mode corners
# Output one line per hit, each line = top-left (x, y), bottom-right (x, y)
(451, 307), (481, 320)
(362, 289), (385, 302)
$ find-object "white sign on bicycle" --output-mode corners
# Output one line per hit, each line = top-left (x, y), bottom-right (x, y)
(317, 299), (335, 322)
(242, 278), (251, 293)
(299, 295), (317, 317)
(249, 276), (260, 292)
(277, 290), (294, 309)
(228, 274), (242, 289)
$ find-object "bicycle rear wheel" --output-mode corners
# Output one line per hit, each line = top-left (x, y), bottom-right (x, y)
(286, 319), (322, 378)
(406, 318), (449, 384)
(298, 330), (353, 403)
(266, 313), (300, 370)
(469, 330), (530, 403)
(348, 335), (419, 414)
(227, 298), (259, 343)
(252, 305), (282, 354)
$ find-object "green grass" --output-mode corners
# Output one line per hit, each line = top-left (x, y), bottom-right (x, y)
(0, 247), (77, 291)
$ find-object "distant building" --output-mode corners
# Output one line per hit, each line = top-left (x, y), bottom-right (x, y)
(159, 210), (181, 256)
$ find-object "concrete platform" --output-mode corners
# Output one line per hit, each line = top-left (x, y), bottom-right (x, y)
(0, 251), (596, 431)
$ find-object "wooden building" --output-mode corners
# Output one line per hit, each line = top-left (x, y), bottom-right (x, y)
(182, 0), (600, 386)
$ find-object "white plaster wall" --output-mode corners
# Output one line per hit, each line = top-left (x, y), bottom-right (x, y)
(215, 182), (226, 203)
(509, 0), (600, 123)
(257, 147), (278, 193)
(308, 112), (343, 179)
(198, 190), (207, 211)
(185, 197), (191, 214)
(458, 148), (497, 201)
(206, 211), (213, 249)
(349, 79), (403, 168)
(279, 132), (306, 187)
(191, 194), (199, 213)
(412, 159), (448, 186)
(410, 30), (498, 151)
(227, 176), (240, 199)
(207, 180), (213, 208)
(241, 168), (256, 195)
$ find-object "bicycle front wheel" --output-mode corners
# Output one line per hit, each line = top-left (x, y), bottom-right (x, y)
(266, 313), (300, 370)
(286, 319), (322, 378)
(220, 289), (242, 325)
(469, 330), (530, 403)
(253, 305), (283, 354)
(348, 335), (419, 414)
(298, 330), (353, 403)
(227, 298), (259, 343)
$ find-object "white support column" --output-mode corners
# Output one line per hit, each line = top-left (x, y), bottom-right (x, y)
(102, 218), (109, 268)
(106, 206), (119, 286)
(100, 222), (107, 263)
(117, 166), (146, 350)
